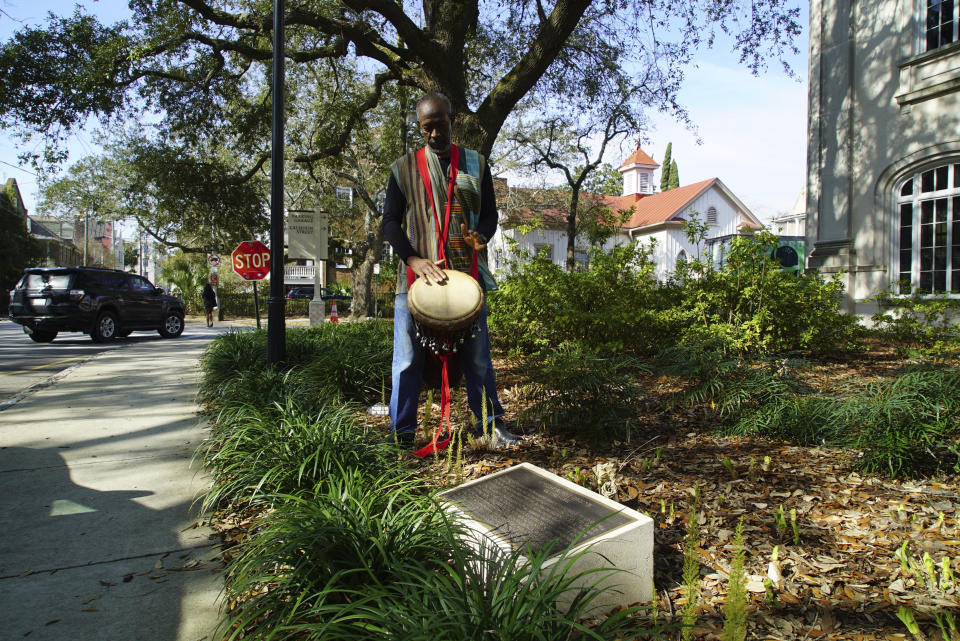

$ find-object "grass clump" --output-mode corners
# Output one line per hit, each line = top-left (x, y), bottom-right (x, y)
(199, 322), (659, 640)
(199, 321), (393, 409)
(222, 472), (457, 637)
(198, 401), (397, 511)
(662, 342), (960, 478)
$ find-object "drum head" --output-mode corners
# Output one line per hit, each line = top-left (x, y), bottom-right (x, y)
(408, 269), (483, 332)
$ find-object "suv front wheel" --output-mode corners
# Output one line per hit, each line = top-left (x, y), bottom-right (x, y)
(91, 311), (119, 343)
(158, 311), (184, 338)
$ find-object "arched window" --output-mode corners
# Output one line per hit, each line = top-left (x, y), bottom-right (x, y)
(706, 206), (718, 225)
(676, 249), (688, 265)
(896, 162), (960, 294)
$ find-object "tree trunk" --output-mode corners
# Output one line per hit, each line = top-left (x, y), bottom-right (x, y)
(566, 187), (580, 272)
(349, 208), (386, 318)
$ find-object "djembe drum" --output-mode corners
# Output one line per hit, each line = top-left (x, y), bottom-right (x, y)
(407, 269), (484, 389)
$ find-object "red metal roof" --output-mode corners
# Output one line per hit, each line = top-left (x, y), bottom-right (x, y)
(617, 147), (659, 169)
(606, 178), (717, 229)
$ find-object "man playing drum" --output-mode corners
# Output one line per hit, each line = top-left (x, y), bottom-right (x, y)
(381, 92), (521, 450)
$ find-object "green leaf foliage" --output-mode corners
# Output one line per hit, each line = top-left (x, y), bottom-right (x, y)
(660, 143), (673, 192)
(198, 322), (660, 640)
(871, 292), (960, 357)
(517, 342), (651, 442)
(489, 244), (665, 355)
(490, 232), (862, 358)
(0, 11), (129, 145)
(0, 191), (43, 312)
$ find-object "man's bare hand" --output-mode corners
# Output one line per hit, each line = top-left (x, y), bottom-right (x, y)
(408, 257), (448, 284)
(463, 230), (487, 251)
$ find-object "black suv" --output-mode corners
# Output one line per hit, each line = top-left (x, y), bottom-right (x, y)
(285, 286), (352, 301)
(8, 267), (186, 343)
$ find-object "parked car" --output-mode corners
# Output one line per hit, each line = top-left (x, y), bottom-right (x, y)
(285, 286), (351, 302)
(8, 266), (186, 343)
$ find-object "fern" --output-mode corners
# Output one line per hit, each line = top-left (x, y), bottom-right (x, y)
(722, 517), (748, 641)
(680, 486), (702, 641)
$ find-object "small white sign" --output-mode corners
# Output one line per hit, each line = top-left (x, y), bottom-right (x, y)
(207, 253), (221, 267)
(288, 210), (330, 260)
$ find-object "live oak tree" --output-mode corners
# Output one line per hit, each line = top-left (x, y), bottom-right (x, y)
(1, 0), (801, 168)
(38, 137), (269, 255)
(1, 0), (800, 307)
(285, 64), (414, 318)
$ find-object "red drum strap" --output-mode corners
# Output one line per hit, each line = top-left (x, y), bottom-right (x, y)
(407, 146), (470, 458)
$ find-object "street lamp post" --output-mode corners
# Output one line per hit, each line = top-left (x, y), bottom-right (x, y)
(267, 0), (286, 365)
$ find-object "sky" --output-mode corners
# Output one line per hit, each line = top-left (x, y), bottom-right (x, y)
(0, 1), (809, 231)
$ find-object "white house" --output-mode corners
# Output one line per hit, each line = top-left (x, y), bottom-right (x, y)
(611, 147), (763, 279)
(806, 0), (960, 312)
(489, 146), (762, 280)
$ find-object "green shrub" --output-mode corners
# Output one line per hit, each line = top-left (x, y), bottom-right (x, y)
(518, 342), (650, 442)
(670, 233), (863, 355)
(489, 244), (668, 356)
(871, 291), (960, 356)
(490, 233), (862, 358)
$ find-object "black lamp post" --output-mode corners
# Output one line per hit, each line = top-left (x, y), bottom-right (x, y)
(267, 0), (286, 365)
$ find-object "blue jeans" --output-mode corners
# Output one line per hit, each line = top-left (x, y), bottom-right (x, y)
(389, 293), (504, 436)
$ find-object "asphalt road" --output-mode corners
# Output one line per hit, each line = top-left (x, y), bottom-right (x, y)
(0, 319), (225, 405)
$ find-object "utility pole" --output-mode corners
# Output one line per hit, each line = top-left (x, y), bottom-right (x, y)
(267, 0), (286, 365)
(83, 213), (89, 266)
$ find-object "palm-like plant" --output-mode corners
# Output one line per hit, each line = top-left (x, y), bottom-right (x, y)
(158, 251), (207, 307)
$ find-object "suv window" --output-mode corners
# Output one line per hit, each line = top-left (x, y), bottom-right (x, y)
(78, 271), (127, 289)
(128, 275), (155, 292)
(24, 272), (73, 289)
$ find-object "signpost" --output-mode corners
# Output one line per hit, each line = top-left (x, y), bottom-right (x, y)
(232, 241), (271, 328)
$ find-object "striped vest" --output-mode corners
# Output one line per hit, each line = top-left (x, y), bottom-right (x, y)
(390, 146), (497, 294)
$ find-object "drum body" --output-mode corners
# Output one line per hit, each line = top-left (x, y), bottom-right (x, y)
(407, 269), (484, 355)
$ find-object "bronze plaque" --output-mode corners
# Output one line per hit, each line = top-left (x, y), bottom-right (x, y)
(442, 465), (635, 555)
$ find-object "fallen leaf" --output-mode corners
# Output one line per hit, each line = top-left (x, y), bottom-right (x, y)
(745, 575), (767, 593)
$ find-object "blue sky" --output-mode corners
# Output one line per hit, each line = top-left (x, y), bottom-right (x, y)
(1, 1), (808, 228)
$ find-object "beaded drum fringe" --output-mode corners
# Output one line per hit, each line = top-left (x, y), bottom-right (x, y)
(414, 317), (481, 355)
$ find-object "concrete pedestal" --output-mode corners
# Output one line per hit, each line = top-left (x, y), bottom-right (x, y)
(308, 299), (325, 326)
(440, 463), (654, 613)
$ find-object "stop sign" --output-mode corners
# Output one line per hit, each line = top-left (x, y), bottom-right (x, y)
(232, 241), (271, 280)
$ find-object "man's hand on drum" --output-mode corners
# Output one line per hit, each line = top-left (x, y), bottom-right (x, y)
(408, 256), (448, 284)
(463, 230), (487, 251)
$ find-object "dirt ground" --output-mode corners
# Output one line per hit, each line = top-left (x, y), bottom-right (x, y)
(361, 345), (960, 640)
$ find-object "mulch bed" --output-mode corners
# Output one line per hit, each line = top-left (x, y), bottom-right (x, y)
(358, 345), (960, 639)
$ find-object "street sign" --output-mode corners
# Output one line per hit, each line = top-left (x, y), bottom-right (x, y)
(231, 241), (271, 280)
(207, 253), (221, 267)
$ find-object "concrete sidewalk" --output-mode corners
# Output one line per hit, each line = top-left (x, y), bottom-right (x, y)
(0, 326), (223, 640)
